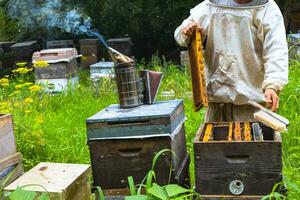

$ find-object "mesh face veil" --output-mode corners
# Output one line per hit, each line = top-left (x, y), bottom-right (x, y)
(209, 0), (268, 7)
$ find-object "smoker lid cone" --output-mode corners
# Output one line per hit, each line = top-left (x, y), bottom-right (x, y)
(142, 70), (164, 104)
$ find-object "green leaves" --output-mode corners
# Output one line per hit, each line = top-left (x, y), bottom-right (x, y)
(8, 187), (36, 200)
(148, 184), (168, 200)
(165, 184), (191, 198)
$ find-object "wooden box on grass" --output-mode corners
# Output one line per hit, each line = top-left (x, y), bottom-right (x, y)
(194, 122), (282, 199)
(107, 38), (133, 57)
(0, 114), (16, 161)
(32, 48), (79, 92)
(79, 39), (100, 68)
(0, 114), (23, 197)
(5, 163), (91, 200)
(86, 100), (190, 192)
(10, 41), (38, 66)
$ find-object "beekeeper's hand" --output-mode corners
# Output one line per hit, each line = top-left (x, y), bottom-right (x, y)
(182, 21), (202, 38)
(265, 88), (279, 112)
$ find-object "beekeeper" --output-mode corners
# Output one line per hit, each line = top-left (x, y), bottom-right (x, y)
(175, 0), (288, 122)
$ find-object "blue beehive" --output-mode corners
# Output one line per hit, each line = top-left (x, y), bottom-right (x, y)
(86, 99), (189, 192)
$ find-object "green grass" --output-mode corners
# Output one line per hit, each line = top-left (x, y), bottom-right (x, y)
(0, 60), (299, 199)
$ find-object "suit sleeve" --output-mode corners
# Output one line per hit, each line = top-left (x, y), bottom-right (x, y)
(174, 2), (210, 47)
(261, 4), (289, 92)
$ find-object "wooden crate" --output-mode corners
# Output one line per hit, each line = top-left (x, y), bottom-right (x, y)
(0, 114), (16, 161)
(5, 163), (91, 200)
(194, 122), (282, 196)
(86, 100), (190, 190)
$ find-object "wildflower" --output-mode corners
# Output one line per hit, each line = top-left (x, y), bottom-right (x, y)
(12, 67), (33, 74)
(16, 62), (28, 67)
(15, 84), (24, 90)
(23, 82), (34, 87)
(25, 110), (31, 113)
(24, 97), (33, 104)
(14, 102), (21, 108)
(29, 85), (42, 92)
(33, 60), (49, 68)
(0, 78), (9, 87)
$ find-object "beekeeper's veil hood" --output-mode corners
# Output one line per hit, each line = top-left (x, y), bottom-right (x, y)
(209, 0), (268, 7)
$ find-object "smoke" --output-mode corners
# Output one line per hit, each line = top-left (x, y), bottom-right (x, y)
(7, 0), (108, 48)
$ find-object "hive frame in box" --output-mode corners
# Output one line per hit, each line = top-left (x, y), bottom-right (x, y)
(194, 123), (282, 197)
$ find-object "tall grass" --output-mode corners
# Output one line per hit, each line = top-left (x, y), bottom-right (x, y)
(0, 60), (299, 198)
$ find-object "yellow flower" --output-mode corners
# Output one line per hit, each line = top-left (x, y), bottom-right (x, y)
(12, 68), (33, 74)
(25, 110), (31, 113)
(14, 102), (21, 108)
(0, 78), (9, 87)
(33, 60), (49, 68)
(24, 97), (33, 104)
(16, 62), (28, 67)
(23, 82), (34, 87)
(29, 85), (42, 92)
(15, 84), (24, 90)
(9, 90), (21, 97)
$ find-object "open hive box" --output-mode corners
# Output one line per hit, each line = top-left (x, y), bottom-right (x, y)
(194, 122), (282, 199)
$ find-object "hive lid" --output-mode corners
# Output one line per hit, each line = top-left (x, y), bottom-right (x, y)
(90, 62), (114, 69)
(32, 48), (78, 63)
(87, 100), (183, 124)
(108, 37), (133, 45)
(10, 41), (37, 48)
(188, 30), (208, 111)
(79, 38), (99, 45)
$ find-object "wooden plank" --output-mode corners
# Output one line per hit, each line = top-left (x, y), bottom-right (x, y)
(203, 124), (213, 142)
(234, 122), (241, 141)
(228, 123), (233, 142)
(0, 162), (23, 187)
(244, 122), (252, 141)
(188, 30), (208, 111)
(0, 114), (17, 161)
(0, 153), (22, 172)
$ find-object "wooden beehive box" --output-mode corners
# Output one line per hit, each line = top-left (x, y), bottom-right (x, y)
(107, 38), (133, 57)
(79, 39), (100, 68)
(32, 48), (79, 92)
(0, 114), (17, 161)
(10, 41), (38, 66)
(4, 163), (91, 200)
(0, 114), (24, 194)
(194, 122), (282, 199)
(90, 61), (115, 80)
(86, 100), (190, 192)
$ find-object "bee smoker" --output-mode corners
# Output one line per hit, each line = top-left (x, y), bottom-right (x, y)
(114, 61), (164, 109)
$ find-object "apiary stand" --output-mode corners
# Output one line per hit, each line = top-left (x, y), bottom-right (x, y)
(194, 122), (282, 198)
(86, 100), (190, 198)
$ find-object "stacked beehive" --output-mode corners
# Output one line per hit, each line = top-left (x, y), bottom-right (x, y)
(32, 48), (79, 92)
(10, 41), (38, 67)
(86, 100), (190, 198)
(79, 39), (100, 68)
(0, 114), (23, 193)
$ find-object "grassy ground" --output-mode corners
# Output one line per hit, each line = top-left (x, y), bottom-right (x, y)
(0, 60), (299, 199)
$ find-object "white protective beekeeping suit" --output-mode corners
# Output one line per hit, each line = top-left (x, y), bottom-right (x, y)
(175, 0), (288, 108)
